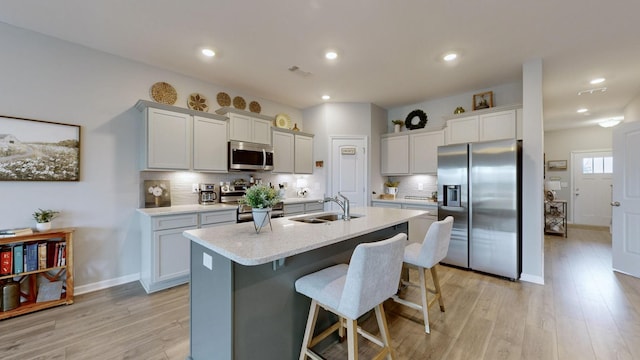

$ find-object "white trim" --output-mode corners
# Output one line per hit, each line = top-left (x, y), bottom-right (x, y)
(519, 273), (544, 285)
(75, 273), (140, 295)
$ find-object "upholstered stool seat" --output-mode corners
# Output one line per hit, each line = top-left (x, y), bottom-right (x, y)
(295, 233), (407, 360)
(392, 216), (454, 334)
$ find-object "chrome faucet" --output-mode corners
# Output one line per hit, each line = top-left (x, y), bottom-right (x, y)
(321, 192), (351, 220)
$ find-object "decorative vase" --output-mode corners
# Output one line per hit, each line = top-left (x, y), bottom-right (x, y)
(36, 222), (52, 232)
(252, 208), (272, 233)
(385, 187), (398, 199)
(154, 196), (160, 207)
(394, 124), (401, 133)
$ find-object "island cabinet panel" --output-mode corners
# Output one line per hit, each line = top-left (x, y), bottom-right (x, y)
(189, 222), (408, 360)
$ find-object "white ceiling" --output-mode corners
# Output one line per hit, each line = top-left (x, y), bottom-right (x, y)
(1, 1), (639, 131)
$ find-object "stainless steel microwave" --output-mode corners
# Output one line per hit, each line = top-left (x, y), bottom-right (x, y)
(228, 141), (274, 171)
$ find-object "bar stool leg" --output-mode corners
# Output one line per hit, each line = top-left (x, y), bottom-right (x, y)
(374, 304), (394, 360)
(419, 267), (431, 334)
(346, 318), (358, 360)
(300, 300), (320, 360)
(431, 266), (445, 312)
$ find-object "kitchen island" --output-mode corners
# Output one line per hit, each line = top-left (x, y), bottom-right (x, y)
(183, 206), (426, 360)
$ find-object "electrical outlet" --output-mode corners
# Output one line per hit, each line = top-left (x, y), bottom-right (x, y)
(192, 184), (200, 193)
(418, 183), (424, 190)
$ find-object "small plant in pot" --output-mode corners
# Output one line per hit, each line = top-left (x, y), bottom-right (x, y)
(384, 180), (400, 198)
(240, 185), (281, 233)
(32, 208), (59, 232)
(391, 119), (404, 133)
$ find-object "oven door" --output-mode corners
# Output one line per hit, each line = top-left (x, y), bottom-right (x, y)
(229, 141), (274, 171)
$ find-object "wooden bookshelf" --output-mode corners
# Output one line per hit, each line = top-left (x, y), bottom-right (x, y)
(0, 228), (74, 320)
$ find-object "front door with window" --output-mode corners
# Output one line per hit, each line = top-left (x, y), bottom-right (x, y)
(572, 151), (613, 226)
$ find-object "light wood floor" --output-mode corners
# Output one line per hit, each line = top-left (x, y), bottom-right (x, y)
(2, 226), (639, 360)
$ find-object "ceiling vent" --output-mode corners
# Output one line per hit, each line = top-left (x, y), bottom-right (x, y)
(577, 87), (607, 95)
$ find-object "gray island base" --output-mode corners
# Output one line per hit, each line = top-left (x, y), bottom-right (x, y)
(184, 207), (424, 360)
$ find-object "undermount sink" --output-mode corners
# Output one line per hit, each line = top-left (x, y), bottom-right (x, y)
(290, 212), (363, 224)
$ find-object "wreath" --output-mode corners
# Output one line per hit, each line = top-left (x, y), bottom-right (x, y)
(405, 109), (428, 130)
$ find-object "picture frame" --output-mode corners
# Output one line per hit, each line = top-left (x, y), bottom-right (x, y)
(473, 91), (494, 110)
(0, 115), (81, 181)
(547, 160), (567, 171)
(144, 180), (172, 208)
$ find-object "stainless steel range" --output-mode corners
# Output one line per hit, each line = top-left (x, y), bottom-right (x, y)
(220, 181), (284, 223)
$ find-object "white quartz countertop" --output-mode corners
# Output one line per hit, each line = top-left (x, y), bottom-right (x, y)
(183, 206), (426, 266)
(371, 198), (438, 206)
(136, 203), (238, 216)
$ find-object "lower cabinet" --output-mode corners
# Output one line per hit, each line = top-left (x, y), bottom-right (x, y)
(283, 200), (324, 216)
(371, 201), (437, 242)
(140, 209), (236, 293)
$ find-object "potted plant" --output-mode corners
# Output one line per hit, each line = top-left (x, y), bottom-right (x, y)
(32, 208), (59, 232)
(384, 180), (400, 198)
(240, 184), (281, 233)
(391, 119), (404, 133)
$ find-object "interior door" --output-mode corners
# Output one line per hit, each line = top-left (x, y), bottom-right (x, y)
(612, 122), (640, 278)
(330, 136), (367, 210)
(572, 151), (613, 226)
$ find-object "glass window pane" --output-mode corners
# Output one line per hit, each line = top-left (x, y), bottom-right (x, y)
(582, 158), (593, 174)
(594, 157), (604, 173)
(604, 156), (613, 173)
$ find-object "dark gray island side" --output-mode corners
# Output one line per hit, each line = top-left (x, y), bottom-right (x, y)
(183, 206), (426, 360)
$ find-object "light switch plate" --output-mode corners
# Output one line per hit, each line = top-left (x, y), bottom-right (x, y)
(418, 183), (424, 190)
(202, 253), (212, 270)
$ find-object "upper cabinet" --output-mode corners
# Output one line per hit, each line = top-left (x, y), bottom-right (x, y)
(444, 105), (522, 145)
(410, 130), (445, 174)
(136, 100), (228, 172)
(272, 128), (314, 174)
(215, 107), (272, 145)
(381, 134), (409, 175)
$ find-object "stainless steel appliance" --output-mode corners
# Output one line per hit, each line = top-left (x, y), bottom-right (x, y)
(228, 141), (274, 171)
(198, 184), (218, 205)
(219, 181), (284, 222)
(437, 139), (522, 280)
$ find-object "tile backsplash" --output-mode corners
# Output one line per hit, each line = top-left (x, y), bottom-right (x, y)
(383, 175), (438, 199)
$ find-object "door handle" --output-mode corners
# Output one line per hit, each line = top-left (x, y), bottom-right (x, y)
(610, 201), (621, 207)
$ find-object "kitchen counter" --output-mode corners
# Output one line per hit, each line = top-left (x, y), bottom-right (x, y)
(186, 206), (423, 360)
(183, 206), (425, 266)
(136, 203), (238, 216)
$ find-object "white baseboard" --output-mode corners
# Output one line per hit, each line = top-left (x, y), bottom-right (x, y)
(75, 273), (140, 295)
(520, 273), (544, 285)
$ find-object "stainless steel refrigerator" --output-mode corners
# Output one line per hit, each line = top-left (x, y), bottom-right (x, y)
(437, 139), (522, 280)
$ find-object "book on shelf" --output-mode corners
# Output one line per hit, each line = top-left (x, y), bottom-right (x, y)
(1, 246), (13, 275)
(0, 228), (33, 238)
(38, 243), (47, 270)
(25, 242), (38, 272)
(13, 244), (23, 274)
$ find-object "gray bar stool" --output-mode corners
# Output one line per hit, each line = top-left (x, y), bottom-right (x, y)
(295, 233), (407, 360)
(392, 216), (454, 333)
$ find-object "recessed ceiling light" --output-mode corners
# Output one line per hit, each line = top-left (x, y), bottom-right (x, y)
(590, 77), (605, 85)
(443, 53), (458, 62)
(577, 108), (588, 113)
(325, 51), (338, 60)
(201, 48), (215, 57)
(322, 95), (331, 100)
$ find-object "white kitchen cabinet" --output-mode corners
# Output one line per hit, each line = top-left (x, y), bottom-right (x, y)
(139, 208), (236, 294)
(283, 200), (324, 216)
(401, 203), (437, 243)
(225, 112), (272, 145)
(478, 109), (517, 142)
(272, 130), (294, 173)
(446, 115), (478, 145)
(272, 129), (314, 174)
(284, 203), (305, 215)
(136, 100), (229, 172)
(381, 134), (410, 175)
(371, 200), (402, 209)
(304, 201), (324, 213)
(193, 116), (228, 172)
(145, 107), (192, 170)
(294, 134), (313, 174)
(444, 105), (521, 145)
(410, 130), (445, 174)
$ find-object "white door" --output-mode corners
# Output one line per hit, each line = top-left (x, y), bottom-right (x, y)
(572, 151), (613, 226)
(612, 122), (640, 278)
(330, 136), (367, 211)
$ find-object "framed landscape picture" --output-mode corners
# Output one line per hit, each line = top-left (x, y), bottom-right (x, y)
(0, 115), (81, 181)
